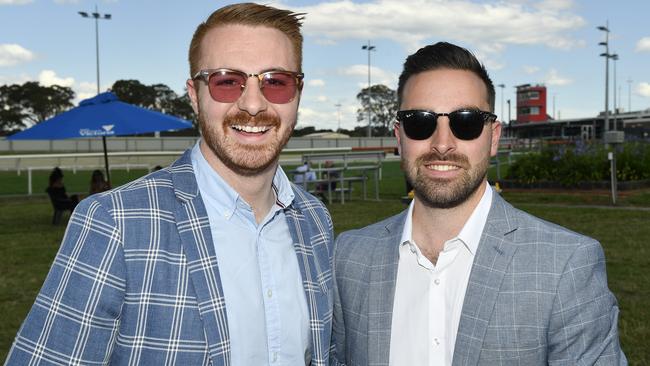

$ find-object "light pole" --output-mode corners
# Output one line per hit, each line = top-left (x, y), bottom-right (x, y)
(79, 6), (111, 94)
(598, 23), (610, 135)
(362, 41), (375, 138)
(79, 6), (111, 183)
(335, 103), (342, 132)
(553, 93), (556, 119)
(497, 83), (505, 122)
(611, 53), (618, 130)
(627, 78), (633, 112)
(598, 23), (622, 205)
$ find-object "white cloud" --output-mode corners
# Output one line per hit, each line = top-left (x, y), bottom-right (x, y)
(298, 104), (357, 130)
(637, 82), (650, 98)
(545, 68), (572, 86)
(314, 39), (338, 46)
(316, 95), (328, 102)
(76, 81), (98, 102)
(283, 0), (585, 54)
(0, 44), (34, 67)
(0, 0), (32, 4)
(338, 64), (397, 87)
(523, 65), (540, 74)
(533, 0), (575, 11)
(38, 70), (74, 87)
(308, 79), (325, 87)
(0, 73), (31, 85)
(635, 37), (650, 52)
(0, 69), (98, 104)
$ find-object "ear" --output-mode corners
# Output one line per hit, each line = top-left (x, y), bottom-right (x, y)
(490, 121), (502, 157)
(186, 79), (199, 115)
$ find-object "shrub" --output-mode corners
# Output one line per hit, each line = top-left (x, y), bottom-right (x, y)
(507, 142), (650, 187)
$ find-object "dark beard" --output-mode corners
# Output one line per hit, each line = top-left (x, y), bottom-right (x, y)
(402, 151), (488, 209)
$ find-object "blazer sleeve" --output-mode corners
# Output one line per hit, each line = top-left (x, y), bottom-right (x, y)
(6, 198), (126, 365)
(548, 238), (627, 365)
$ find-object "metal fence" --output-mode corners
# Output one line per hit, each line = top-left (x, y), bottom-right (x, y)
(0, 136), (398, 153)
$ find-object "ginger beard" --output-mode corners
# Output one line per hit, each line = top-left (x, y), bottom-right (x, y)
(402, 150), (489, 209)
(199, 110), (294, 176)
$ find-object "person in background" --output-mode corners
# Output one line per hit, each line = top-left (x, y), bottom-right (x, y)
(7, 3), (334, 365)
(46, 167), (79, 211)
(294, 160), (317, 184)
(331, 42), (626, 365)
(89, 169), (110, 195)
(316, 160), (339, 200)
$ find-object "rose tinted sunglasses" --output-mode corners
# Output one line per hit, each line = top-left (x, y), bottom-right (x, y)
(396, 109), (497, 141)
(192, 68), (304, 104)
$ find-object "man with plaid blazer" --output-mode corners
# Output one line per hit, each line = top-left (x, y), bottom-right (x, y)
(331, 42), (626, 365)
(7, 3), (334, 365)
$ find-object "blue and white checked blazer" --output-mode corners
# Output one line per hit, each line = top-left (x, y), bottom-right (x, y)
(331, 192), (627, 366)
(7, 150), (334, 366)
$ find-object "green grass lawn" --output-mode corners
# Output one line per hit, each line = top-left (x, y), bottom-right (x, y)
(0, 168), (151, 196)
(1, 161), (649, 363)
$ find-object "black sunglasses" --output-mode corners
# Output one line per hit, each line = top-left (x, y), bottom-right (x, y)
(396, 109), (497, 141)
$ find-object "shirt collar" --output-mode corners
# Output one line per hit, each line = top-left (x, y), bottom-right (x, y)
(190, 140), (295, 216)
(399, 181), (493, 256)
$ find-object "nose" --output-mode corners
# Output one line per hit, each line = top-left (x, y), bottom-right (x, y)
(429, 117), (456, 155)
(236, 76), (268, 116)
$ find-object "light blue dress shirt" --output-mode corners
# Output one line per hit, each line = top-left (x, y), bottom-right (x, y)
(191, 141), (311, 365)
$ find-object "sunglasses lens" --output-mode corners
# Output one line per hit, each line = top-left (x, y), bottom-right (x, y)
(260, 72), (299, 104)
(207, 71), (246, 103)
(399, 111), (437, 140)
(398, 109), (490, 140)
(449, 110), (485, 140)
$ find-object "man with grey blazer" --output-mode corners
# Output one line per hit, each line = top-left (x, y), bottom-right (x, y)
(331, 42), (626, 365)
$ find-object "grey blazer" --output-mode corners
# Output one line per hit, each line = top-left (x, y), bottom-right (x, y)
(331, 192), (626, 365)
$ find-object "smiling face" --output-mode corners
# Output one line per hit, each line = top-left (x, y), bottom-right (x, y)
(187, 24), (301, 176)
(396, 68), (501, 209)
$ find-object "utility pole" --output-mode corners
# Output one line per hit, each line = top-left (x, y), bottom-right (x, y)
(362, 41), (376, 138)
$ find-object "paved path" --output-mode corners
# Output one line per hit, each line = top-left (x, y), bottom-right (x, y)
(516, 202), (650, 212)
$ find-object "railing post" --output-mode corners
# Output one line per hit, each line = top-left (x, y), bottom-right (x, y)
(28, 167), (33, 196)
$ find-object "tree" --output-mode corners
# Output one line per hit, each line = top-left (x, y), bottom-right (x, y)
(111, 79), (156, 108)
(0, 82), (75, 134)
(356, 84), (398, 137)
(111, 80), (198, 132)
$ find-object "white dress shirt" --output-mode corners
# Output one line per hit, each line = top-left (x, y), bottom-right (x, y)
(389, 183), (493, 366)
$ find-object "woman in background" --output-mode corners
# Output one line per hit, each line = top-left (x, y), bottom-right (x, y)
(89, 169), (110, 195)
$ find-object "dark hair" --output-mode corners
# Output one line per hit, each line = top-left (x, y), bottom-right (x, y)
(48, 167), (63, 186)
(397, 42), (495, 111)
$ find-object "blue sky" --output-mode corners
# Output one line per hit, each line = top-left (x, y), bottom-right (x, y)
(1, 0), (649, 131)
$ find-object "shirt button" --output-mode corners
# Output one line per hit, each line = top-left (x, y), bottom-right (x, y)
(409, 244), (416, 253)
(267, 289), (273, 298)
(434, 338), (440, 346)
(272, 352), (278, 362)
(434, 278), (441, 285)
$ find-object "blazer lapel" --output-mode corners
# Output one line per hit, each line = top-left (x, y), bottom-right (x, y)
(171, 151), (231, 366)
(284, 196), (331, 366)
(368, 213), (404, 365)
(453, 194), (518, 366)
